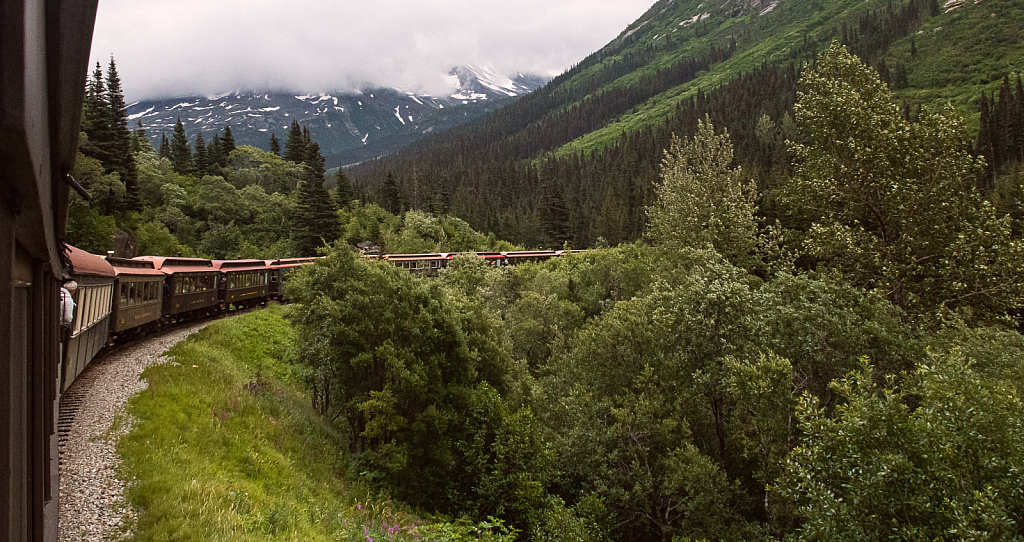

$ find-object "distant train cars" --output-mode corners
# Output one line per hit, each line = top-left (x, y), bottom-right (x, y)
(381, 250), (579, 275)
(60, 246), (579, 399)
(58, 249), (320, 396)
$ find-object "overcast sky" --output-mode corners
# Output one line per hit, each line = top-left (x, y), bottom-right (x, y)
(89, 0), (655, 101)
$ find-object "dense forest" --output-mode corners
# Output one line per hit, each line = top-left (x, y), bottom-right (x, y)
(285, 45), (1024, 541)
(67, 60), (518, 260)
(347, 0), (1024, 249)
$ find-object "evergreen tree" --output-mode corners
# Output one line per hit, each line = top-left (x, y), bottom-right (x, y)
(335, 168), (356, 209)
(304, 139), (326, 181)
(170, 118), (193, 174)
(104, 57), (140, 210)
(284, 120), (305, 163)
(292, 174), (339, 256)
(219, 126), (236, 164)
(80, 62), (109, 162)
(158, 134), (171, 160)
(194, 132), (209, 175)
(379, 172), (402, 214)
(536, 175), (570, 248)
(207, 129), (223, 168)
(269, 133), (281, 156)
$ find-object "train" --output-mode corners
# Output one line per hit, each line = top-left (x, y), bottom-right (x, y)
(61, 246), (577, 393)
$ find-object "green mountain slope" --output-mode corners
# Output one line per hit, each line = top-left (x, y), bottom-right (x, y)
(349, 0), (1024, 248)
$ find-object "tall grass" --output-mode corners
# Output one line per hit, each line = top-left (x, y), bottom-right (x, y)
(117, 305), (516, 541)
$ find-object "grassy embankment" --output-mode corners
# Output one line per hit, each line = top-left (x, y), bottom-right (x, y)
(116, 305), (515, 541)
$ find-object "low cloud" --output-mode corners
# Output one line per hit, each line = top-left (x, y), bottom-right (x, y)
(90, 0), (654, 100)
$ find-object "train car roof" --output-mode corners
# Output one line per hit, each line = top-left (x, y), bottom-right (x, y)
(135, 256), (217, 273)
(213, 259), (270, 272)
(66, 246), (115, 278)
(106, 256), (165, 277)
(384, 253), (450, 261)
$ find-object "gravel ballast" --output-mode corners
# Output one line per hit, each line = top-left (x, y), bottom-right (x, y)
(58, 322), (213, 542)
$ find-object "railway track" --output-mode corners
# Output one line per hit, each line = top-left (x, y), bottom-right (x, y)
(57, 305), (260, 464)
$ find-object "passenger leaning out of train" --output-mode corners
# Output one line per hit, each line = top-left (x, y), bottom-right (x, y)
(61, 281), (77, 331)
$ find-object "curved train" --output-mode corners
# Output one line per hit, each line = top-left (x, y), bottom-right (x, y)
(62, 246), (576, 392)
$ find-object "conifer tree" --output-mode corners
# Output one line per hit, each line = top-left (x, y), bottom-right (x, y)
(304, 140), (326, 180)
(207, 129), (223, 168)
(81, 62), (109, 162)
(335, 168), (356, 209)
(159, 134), (171, 160)
(537, 175), (569, 248)
(380, 172), (402, 214)
(219, 126), (236, 164)
(269, 133), (281, 156)
(104, 57), (140, 210)
(284, 120), (305, 163)
(194, 132), (209, 175)
(291, 148), (338, 256)
(170, 118), (193, 174)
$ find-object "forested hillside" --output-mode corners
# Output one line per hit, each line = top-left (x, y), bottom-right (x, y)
(349, 0), (1024, 248)
(68, 59), (518, 259)
(282, 45), (1024, 541)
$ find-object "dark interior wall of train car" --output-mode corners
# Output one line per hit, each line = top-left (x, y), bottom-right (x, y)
(1, 0), (99, 540)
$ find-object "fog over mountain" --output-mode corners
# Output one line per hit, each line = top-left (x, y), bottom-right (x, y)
(90, 0), (654, 100)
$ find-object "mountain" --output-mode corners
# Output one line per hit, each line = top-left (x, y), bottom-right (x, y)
(126, 67), (549, 167)
(347, 0), (1024, 247)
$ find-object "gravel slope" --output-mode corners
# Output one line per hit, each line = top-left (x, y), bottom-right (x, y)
(58, 322), (212, 541)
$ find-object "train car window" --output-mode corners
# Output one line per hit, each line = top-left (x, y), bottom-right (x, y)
(86, 287), (94, 328)
(121, 283), (129, 306)
(73, 288), (85, 335)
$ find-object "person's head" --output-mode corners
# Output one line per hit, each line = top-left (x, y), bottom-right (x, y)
(63, 281), (78, 293)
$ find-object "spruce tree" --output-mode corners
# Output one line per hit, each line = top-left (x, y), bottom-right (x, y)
(194, 132), (209, 175)
(207, 129), (223, 168)
(292, 150), (339, 256)
(269, 133), (281, 155)
(284, 120), (305, 163)
(220, 126), (236, 164)
(304, 140), (326, 181)
(170, 118), (193, 174)
(380, 172), (402, 214)
(335, 168), (356, 209)
(81, 62), (109, 162)
(159, 134), (171, 160)
(537, 175), (569, 248)
(105, 58), (140, 210)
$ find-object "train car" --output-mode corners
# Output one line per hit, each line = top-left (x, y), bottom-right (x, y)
(106, 257), (165, 338)
(214, 260), (270, 307)
(136, 257), (221, 318)
(266, 257), (319, 300)
(384, 253), (453, 275)
(63, 247), (116, 393)
(501, 250), (564, 265)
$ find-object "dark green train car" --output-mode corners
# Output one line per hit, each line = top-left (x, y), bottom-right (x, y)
(107, 257), (165, 335)
(266, 257), (320, 300)
(214, 260), (270, 307)
(136, 257), (220, 317)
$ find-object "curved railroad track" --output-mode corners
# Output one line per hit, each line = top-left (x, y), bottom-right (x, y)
(55, 313), (245, 541)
